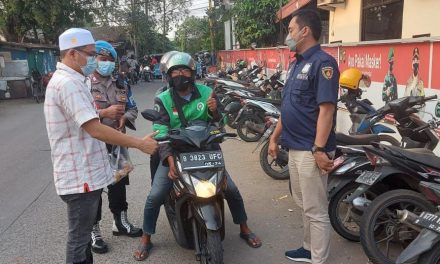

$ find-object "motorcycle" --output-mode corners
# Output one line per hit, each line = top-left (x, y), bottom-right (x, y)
(234, 97), (281, 142)
(339, 87), (395, 135)
(357, 140), (440, 264)
(141, 109), (236, 264)
(396, 181), (440, 264)
(220, 88), (262, 129)
(141, 65), (153, 82)
(328, 95), (437, 242)
(252, 113), (289, 180)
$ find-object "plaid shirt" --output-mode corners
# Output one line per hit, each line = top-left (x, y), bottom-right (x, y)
(44, 62), (113, 195)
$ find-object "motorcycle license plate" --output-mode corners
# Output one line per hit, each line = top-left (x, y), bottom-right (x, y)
(414, 212), (440, 233)
(179, 151), (224, 170)
(355, 171), (382, 186)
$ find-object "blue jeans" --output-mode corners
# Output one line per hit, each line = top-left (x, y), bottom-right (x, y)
(143, 163), (248, 235)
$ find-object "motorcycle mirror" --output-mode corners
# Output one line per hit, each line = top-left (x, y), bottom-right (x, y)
(141, 109), (161, 121)
(360, 74), (372, 88)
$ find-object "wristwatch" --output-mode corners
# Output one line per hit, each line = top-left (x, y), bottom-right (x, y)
(311, 144), (326, 154)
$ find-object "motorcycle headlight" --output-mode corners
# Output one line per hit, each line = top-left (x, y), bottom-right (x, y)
(192, 177), (216, 198)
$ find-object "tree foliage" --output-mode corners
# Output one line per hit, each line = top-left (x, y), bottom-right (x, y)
(0, 0), (186, 56)
(0, 0), (95, 43)
(232, 0), (289, 48)
(175, 8), (225, 54)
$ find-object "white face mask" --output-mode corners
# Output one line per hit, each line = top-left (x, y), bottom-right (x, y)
(285, 28), (305, 52)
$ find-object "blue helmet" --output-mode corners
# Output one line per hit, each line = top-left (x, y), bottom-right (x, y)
(95, 40), (117, 60)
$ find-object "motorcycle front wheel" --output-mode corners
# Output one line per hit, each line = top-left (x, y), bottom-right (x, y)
(199, 229), (223, 264)
(328, 182), (379, 242)
(360, 189), (436, 264)
(236, 115), (264, 142)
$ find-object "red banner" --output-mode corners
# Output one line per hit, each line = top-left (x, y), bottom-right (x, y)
(338, 43), (430, 88)
(431, 42), (440, 90)
(219, 41), (439, 90)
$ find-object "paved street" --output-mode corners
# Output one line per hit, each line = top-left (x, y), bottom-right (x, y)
(0, 80), (368, 264)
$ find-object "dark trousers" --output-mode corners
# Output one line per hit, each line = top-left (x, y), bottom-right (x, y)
(60, 189), (102, 264)
(95, 177), (129, 222)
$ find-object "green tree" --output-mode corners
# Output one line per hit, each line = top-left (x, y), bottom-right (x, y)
(232, 0), (289, 48)
(0, 0), (96, 43)
(175, 13), (225, 54)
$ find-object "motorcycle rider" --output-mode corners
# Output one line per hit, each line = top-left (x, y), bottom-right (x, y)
(89, 41), (143, 253)
(133, 51), (262, 261)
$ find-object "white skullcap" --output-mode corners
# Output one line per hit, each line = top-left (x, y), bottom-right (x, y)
(59, 28), (95, 51)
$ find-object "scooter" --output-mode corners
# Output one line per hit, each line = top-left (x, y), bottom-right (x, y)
(141, 109), (236, 264)
(357, 140), (440, 264)
(328, 95), (437, 243)
(234, 97), (281, 142)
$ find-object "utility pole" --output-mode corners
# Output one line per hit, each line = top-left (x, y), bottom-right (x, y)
(163, 0), (166, 51)
(279, 0), (283, 45)
(208, 0), (215, 52)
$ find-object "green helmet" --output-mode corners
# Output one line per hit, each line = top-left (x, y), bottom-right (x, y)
(163, 51), (196, 75)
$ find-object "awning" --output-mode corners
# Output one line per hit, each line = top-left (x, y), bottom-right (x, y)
(275, 0), (312, 22)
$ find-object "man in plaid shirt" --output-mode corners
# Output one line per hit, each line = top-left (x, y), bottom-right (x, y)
(44, 28), (158, 264)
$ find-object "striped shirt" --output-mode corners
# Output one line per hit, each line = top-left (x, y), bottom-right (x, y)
(44, 62), (113, 195)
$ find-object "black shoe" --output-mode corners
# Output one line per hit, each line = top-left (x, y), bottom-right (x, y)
(91, 223), (108, 254)
(112, 211), (143, 237)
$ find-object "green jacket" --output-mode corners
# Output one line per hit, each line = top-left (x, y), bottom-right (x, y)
(153, 83), (221, 162)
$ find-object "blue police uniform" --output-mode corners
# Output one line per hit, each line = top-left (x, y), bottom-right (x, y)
(281, 44), (339, 152)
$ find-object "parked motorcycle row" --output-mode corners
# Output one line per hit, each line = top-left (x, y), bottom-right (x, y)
(207, 63), (440, 263)
(321, 83), (440, 263)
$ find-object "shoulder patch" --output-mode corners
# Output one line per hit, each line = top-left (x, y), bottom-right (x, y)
(321, 66), (334, 80)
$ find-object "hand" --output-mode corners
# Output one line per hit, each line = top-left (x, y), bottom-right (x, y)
(313, 152), (334, 174)
(207, 93), (217, 113)
(102, 105), (125, 120)
(138, 131), (159, 154)
(117, 116), (127, 130)
(268, 140), (279, 159)
(167, 156), (179, 180)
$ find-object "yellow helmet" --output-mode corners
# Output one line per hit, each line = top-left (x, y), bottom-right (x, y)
(339, 68), (363, 90)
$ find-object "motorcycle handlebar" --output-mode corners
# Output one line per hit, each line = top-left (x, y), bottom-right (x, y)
(425, 95), (437, 101)
(413, 119), (440, 133)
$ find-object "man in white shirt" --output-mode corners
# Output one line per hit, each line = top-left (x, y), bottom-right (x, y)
(44, 28), (158, 264)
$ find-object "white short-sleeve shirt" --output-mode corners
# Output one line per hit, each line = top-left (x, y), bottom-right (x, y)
(44, 62), (113, 195)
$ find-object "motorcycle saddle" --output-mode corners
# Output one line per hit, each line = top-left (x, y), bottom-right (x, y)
(245, 97), (281, 106)
(387, 146), (440, 170)
(335, 133), (382, 146)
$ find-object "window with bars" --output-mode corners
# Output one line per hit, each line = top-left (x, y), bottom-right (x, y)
(361, 0), (404, 41)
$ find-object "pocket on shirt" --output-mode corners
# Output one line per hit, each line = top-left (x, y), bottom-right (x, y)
(289, 82), (313, 106)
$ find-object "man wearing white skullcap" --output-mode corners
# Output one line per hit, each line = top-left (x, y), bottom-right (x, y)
(44, 28), (159, 264)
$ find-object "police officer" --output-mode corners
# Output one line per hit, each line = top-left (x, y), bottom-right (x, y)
(90, 40), (142, 254)
(268, 9), (339, 264)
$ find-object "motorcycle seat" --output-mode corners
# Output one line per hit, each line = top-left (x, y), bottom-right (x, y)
(335, 133), (382, 146)
(386, 146), (440, 169)
(244, 96), (281, 106)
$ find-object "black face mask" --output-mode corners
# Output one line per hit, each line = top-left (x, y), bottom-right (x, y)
(170, 75), (194, 91)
